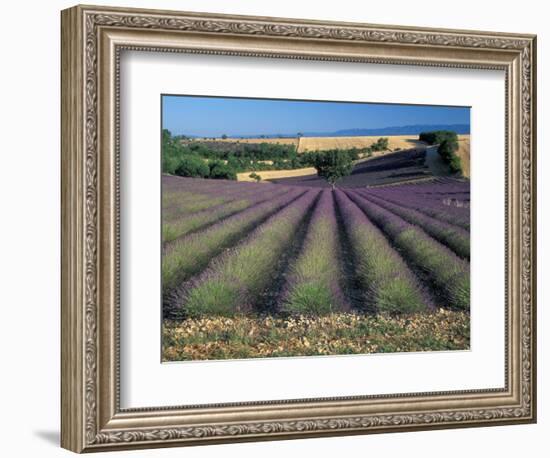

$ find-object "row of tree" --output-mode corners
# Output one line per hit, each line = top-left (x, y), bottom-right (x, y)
(184, 140), (298, 161)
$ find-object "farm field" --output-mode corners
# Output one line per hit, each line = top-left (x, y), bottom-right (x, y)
(456, 136), (471, 178)
(268, 136), (470, 186)
(270, 147), (432, 187)
(296, 134), (424, 153)
(162, 174), (471, 361)
(187, 134), (431, 153)
(236, 166), (317, 182)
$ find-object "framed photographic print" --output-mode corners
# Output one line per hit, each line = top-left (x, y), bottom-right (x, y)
(61, 4), (537, 453)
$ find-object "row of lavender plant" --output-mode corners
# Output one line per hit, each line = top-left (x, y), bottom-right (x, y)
(373, 179), (470, 196)
(163, 199), (251, 243)
(383, 182), (471, 205)
(176, 190), (320, 318)
(345, 191), (470, 310)
(368, 181), (470, 200)
(280, 190), (350, 315)
(162, 177), (291, 206)
(162, 176), (249, 199)
(162, 187), (306, 299)
(162, 176), (291, 216)
(409, 185), (470, 197)
(163, 182), (288, 219)
(367, 187), (470, 230)
(162, 192), (227, 216)
(162, 176), (282, 202)
(356, 190), (470, 260)
(335, 191), (430, 314)
(163, 186), (293, 243)
(163, 179), (283, 202)
(162, 174), (272, 195)
(401, 191), (471, 208)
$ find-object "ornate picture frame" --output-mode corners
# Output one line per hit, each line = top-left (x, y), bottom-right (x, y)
(61, 4), (536, 453)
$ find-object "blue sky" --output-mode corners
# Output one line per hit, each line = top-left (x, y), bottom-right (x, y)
(162, 95), (470, 137)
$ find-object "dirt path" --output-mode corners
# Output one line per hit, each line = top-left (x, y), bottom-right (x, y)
(424, 145), (450, 176)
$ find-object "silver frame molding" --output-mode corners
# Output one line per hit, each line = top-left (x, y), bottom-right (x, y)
(61, 4), (537, 453)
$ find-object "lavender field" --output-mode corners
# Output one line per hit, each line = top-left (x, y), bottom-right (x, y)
(162, 174), (470, 361)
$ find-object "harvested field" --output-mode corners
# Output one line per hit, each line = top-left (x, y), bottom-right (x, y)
(456, 135), (471, 178)
(297, 135), (424, 153)
(236, 167), (317, 182)
(199, 134), (431, 154)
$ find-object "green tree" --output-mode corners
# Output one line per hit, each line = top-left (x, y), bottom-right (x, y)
(209, 161), (237, 180)
(221, 134), (228, 139)
(162, 129), (188, 174)
(162, 128), (172, 144)
(438, 139), (463, 175)
(174, 156), (210, 178)
(419, 130), (458, 145)
(313, 150), (354, 189)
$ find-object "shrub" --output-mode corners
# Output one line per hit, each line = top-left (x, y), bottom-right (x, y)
(448, 155), (463, 174)
(347, 147), (360, 160)
(419, 130), (458, 145)
(371, 137), (389, 151)
(438, 139), (463, 175)
(438, 138), (458, 159)
(175, 156), (210, 178)
(298, 151), (320, 167)
(162, 129), (186, 174)
(249, 172), (262, 182)
(162, 154), (181, 175)
(209, 161), (236, 180)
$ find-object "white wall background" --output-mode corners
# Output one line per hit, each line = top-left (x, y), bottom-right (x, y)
(0, 0), (546, 456)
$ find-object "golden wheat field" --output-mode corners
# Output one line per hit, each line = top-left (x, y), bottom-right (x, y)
(296, 135), (424, 153)
(456, 136), (471, 178)
(236, 167), (317, 182)
(206, 135), (423, 152)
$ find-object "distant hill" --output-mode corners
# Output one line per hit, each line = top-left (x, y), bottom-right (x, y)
(305, 124), (470, 137)
(222, 124), (470, 139)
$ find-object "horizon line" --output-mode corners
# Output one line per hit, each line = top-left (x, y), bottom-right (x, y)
(168, 122), (471, 139)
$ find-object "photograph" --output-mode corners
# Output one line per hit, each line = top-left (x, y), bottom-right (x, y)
(161, 95), (472, 361)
